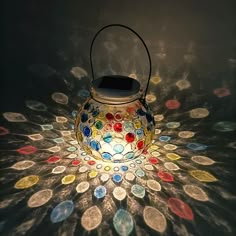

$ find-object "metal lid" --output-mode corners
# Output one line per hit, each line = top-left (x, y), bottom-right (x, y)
(91, 75), (142, 104)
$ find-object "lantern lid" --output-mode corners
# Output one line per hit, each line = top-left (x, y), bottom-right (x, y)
(91, 75), (142, 104)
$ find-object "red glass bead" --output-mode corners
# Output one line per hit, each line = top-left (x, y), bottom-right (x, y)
(113, 122), (123, 132)
(125, 133), (135, 143)
(137, 140), (144, 150)
(106, 113), (114, 120)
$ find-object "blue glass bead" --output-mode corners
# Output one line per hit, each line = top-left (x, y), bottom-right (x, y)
(103, 133), (112, 143)
(125, 152), (134, 159)
(102, 152), (112, 160)
(113, 144), (124, 154)
(90, 140), (101, 151)
(81, 113), (88, 122)
(83, 126), (91, 137)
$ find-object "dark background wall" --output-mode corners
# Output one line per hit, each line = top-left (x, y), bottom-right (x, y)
(1, 0), (236, 111)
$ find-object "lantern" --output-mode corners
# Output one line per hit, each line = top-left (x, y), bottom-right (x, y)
(75, 24), (155, 163)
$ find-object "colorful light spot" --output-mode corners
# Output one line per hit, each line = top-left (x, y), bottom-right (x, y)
(149, 157), (159, 164)
(47, 156), (61, 163)
(113, 187), (127, 201)
(15, 175), (39, 189)
(51, 92), (68, 104)
(183, 185), (209, 201)
(159, 135), (171, 142)
(3, 112), (27, 122)
(147, 179), (161, 191)
(11, 160), (35, 170)
(112, 173), (123, 183)
(28, 189), (53, 208)
(158, 171), (174, 182)
(94, 185), (107, 199)
(189, 170), (217, 182)
(187, 143), (207, 151)
(166, 153), (181, 161)
(52, 166), (66, 174)
(213, 121), (236, 132)
(71, 160), (80, 166)
(168, 198), (194, 220)
(89, 169), (98, 178)
(213, 87), (231, 98)
(81, 206), (102, 231)
(88, 160), (96, 165)
(50, 200), (74, 223)
(131, 184), (145, 198)
(191, 155), (215, 165)
(143, 206), (167, 233)
(164, 162), (180, 171)
(61, 175), (76, 184)
(166, 122), (181, 129)
(0, 127), (9, 136)
(113, 209), (134, 236)
(165, 99), (180, 109)
(17, 146), (37, 155)
(189, 108), (209, 118)
(178, 131), (195, 138)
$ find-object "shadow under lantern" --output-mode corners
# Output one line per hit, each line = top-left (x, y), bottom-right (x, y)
(75, 24), (155, 163)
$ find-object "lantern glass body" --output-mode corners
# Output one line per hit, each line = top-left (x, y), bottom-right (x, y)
(75, 97), (155, 163)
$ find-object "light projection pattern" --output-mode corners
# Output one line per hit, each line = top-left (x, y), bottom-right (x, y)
(0, 69), (235, 236)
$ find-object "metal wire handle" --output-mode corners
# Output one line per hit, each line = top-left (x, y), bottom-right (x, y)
(89, 24), (152, 99)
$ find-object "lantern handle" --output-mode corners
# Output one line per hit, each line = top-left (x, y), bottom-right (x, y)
(90, 24), (152, 100)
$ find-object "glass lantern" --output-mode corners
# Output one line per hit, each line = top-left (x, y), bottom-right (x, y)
(75, 24), (155, 163)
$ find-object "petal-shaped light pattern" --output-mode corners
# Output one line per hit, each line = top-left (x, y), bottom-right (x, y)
(189, 170), (217, 182)
(183, 185), (209, 201)
(61, 175), (76, 185)
(143, 206), (167, 233)
(81, 206), (102, 231)
(11, 160), (35, 170)
(28, 189), (53, 208)
(189, 108), (209, 118)
(113, 209), (134, 236)
(168, 198), (194, 220)
(51, 92), (68, 104)
(50, 200), (74, 223)
(15, 175), (39, 189)
(3, 112), (27, 122)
